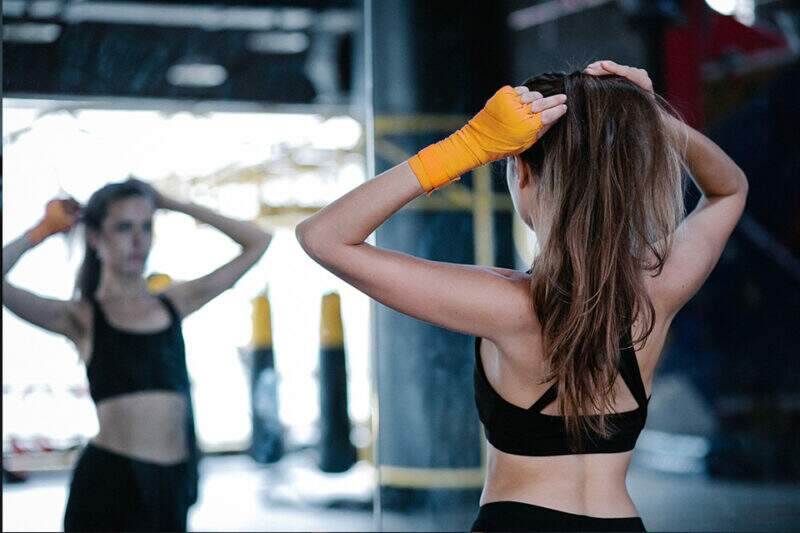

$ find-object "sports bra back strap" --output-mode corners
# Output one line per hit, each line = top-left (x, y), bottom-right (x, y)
(157, 294), (181, 322)
(528, 383), (558, 412)
(618, 332), (648, 407)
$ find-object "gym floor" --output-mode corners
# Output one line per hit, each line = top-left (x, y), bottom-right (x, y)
(3, 451), (799, 532)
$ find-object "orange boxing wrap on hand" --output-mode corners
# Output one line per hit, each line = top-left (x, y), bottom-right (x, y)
(26, 199), (81, 245)
(408, 85), (543, 193)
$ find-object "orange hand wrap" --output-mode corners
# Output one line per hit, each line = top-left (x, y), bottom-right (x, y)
(408, 85), (543, 193)
(26, 199), (81, 245)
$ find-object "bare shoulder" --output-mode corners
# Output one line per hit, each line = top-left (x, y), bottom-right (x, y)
(477, 265), (537, 340)
(67, 298), (93, 337)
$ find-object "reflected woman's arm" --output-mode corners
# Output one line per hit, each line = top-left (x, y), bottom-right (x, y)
(2, 199), (86, 342)
(148, 188), (273, 318)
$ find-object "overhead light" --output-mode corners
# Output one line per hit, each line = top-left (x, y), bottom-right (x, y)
(247, 32), (309, 54)
(166, 63), (227, 88)
(705, 0), (755, 26)
(3, 23), (62, 43)
(59, 2), (309, 31)
(28, 0), (62, 18)
(3, 1), (27, 17)
(508, 0), (613, 30)
(705, 0), (737, 16)
(275, 8), (314, 31)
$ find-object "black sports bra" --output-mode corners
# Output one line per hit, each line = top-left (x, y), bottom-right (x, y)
(86, 294), (191, 404)
(474, 332), (650, 456)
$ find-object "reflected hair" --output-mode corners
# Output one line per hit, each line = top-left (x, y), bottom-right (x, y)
(518, 71), (687, 449)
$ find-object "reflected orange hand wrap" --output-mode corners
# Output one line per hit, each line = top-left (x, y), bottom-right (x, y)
(408, 85), (543, 193)
(26, 199), (81, 245)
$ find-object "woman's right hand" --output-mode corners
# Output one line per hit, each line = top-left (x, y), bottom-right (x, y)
(26, 198), (82, 245)
(584, 60), (654, 94)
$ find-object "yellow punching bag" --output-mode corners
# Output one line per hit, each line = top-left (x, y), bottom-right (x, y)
(318, 292), (356, 473)
(249, 294), (284, 464)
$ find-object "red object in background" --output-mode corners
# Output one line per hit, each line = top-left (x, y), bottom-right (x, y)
(664, 0), (788, 128)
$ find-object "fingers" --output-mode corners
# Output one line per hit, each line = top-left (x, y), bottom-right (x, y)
(531, 93), (566, 113)
(583, 60), (653, 92)
(508, 87), (567, 134)
(539, 104), (567, 126)
(585, 59), (632, 75)
(519, 91), (543, 103)
(584, 65), (612, 76)
(62, 199), (83, 219)
(513, 87), (566, 115)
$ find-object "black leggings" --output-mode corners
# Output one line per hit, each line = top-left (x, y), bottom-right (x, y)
(472, 501), (646, 532)
(64, 443), (192, 532)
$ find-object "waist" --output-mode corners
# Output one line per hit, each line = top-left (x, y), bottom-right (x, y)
(473, 501), (645, 532)
(481, 443), (637, 517)
(93, 391), (189, 464)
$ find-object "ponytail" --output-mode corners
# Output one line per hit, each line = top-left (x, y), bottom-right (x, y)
(76, 242), (101, 300)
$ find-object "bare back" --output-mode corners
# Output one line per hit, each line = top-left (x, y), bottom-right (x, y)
(478, 269), (672, 517)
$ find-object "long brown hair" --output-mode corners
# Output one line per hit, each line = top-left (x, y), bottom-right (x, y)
(519, 71), (687, 449)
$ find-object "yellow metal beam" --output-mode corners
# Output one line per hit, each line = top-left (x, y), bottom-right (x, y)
(375, 114), (468, 135)
(472, 166), (495, 267)
(379, 465), (485, 489)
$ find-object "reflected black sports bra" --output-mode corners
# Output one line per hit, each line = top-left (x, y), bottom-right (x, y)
(86, 294), (191, 404)
(474, 331), (650, 456)
(85, 293), (200, 505)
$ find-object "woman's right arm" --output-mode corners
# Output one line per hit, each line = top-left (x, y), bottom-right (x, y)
(654, 115), (749, 318)
(3, 201), (87, 342)
(585, 60), (749, 319)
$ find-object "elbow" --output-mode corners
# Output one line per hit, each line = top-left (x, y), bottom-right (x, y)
(258, 231), (273, 255)
(247, 229), (272, 259)
(295, 218), (323, 261)
(737, 168), (749, 196)
(296, 216), (346, 266)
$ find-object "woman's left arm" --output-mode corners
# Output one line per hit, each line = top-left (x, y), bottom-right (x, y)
(157, 195), (272, 317)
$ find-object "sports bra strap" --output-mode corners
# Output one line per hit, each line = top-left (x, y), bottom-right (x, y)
(526, 328), (647, 413)
(528, 383), (558, 412)
(86, 294), (110, 328)
(618, 339), (648, 408)
(157, 294), (181, 322)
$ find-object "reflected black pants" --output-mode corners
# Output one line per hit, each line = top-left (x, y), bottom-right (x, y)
(64, 443), (191, 532)
(472, 501), (647, 532)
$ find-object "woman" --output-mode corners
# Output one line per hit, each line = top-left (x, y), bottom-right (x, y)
(2, 178), (272, 531)
(296, 60), (748, 532)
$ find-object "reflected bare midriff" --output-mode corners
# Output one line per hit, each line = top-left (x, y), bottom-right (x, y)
(92, 391), (188, 465)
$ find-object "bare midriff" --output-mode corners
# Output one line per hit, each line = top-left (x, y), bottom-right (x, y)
(481, 444), (639, 517)
(92, 391), (188, 465)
